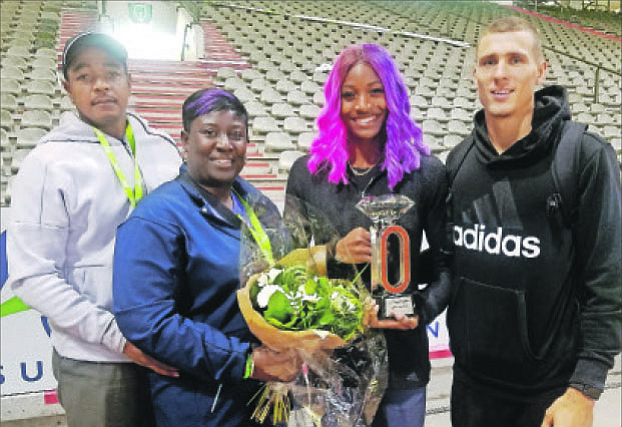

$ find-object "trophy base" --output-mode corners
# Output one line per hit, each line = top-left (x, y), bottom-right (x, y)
(375, 293), (416, 320)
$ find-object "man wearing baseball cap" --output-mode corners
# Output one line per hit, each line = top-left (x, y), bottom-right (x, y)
(7, 31), (182, 427)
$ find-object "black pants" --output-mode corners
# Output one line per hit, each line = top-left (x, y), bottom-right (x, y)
(450, 378), (566, 427)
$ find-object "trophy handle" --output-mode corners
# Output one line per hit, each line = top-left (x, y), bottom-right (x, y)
(380, 225), (411, 294)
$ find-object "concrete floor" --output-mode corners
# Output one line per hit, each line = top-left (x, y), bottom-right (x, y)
(2, 356), (620, 427)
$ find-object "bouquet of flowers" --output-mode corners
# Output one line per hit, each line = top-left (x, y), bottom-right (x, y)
(237, 195), (388, 426)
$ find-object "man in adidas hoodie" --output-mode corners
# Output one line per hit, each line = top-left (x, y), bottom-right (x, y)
(446, 17), (621, 427)
(7, 32), (182, 427)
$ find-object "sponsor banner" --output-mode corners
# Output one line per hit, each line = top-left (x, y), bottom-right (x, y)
(1, 220), (57, 397)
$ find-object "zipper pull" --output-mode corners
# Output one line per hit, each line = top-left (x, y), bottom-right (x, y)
(211, 383), (223, 413)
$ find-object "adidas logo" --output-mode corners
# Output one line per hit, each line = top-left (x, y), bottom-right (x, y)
(453, 224), (541, 259)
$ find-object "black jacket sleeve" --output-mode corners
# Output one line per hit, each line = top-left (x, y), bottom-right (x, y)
(417, 158), (452, 325)
(569, 133), (622, 392)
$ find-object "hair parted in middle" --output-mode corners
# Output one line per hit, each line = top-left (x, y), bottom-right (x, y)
(308, 43), (429, 190)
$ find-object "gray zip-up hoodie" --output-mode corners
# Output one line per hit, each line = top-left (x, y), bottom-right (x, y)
(7, 111), (182, 362)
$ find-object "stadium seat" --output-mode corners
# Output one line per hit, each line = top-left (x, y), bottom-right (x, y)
(300, 80), (320, 95)
(224, 77), (246, 92)
(299, 103), (320, 120)
(1, 67), (25, 81)
(275, 79), (297, 94)
(1, 56), (28, 70)
(0, 128), (9, 149)
(244, 100), (268, 118)
(1, 110), (13, 131)
(24, 80), (57, 96)
(34, 48), (57, 59)
(251, 78), (271, 93)
(426, 107), (448, 122)
(240, 68), (263, 82)
(20, 110), (53, 130)
(252, 116), (280, 134)
(283, 117), (308, 134)
(26, 68), (58, 82)
(260, 87), (283, 105)
(443, 134), (463, 149)
(265, 69), (286, 83)
(232, 87), (256, 103)
(278, 150), (305, 172)
(286, 90), (308, 106)
(422, 119), (445, 137)
(265, 131), (296, 152)
(289, 70), (308, 84)
(271, 103), (296, 119)
(451, 108), (472, 122)
(16, 127), (47, 149)
(6, 38), (33, 49)
(297, 132), (315, 151)
(5, 46), (32, 58)
(0, 78), (21, 96)
(23, 94), (54, 111)
(1, 94), (18, 112)
(448, 120), (470, 136)
(215, 67), (238, 81)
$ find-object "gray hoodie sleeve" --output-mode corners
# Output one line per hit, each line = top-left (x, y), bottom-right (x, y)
(7, 148), (127, 355)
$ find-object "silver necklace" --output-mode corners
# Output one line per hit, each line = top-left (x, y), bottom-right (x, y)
(348, 162), (376, 177)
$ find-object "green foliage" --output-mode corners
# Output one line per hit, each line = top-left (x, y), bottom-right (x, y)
(252, 266), (364, 341)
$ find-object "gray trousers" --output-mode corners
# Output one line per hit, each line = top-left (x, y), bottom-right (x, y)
(52, 349), (156, 427)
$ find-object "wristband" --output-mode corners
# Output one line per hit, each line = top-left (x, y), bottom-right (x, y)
(243, 352), (255, 379)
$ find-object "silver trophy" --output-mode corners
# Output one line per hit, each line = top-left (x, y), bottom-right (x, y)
(356, 194), (415, 319)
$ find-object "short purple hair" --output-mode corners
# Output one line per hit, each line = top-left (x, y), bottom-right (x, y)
(308, 44), (429, 190)
(182, 88), (248, 133)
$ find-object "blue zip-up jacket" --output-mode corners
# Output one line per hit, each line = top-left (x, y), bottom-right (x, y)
(113, 166), (286, 427)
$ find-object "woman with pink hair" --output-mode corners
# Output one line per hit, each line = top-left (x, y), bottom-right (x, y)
(284, 44), (450, 427)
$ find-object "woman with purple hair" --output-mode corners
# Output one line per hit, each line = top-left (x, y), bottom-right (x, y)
(113, 88), (301, 427)
(284, 44), (450, 427)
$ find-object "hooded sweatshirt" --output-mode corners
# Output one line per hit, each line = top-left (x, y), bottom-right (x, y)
(7, 111), (182, 363)
(446, 85), (621, 397)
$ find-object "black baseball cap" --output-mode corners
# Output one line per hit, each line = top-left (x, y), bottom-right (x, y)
(62, 31), (128, 80)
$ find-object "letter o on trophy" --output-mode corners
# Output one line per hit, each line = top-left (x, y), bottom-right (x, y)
(381, 225), (410, 294)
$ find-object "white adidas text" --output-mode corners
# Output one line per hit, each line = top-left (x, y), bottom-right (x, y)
(453, 224), (541, 258)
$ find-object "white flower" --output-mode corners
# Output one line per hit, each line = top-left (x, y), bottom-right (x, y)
(257, 285), (282, 309)
(257, 268), (282, 287)
(267, 268), (282, 282)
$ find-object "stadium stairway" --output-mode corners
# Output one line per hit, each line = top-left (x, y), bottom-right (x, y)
(54, 8), (287, 207)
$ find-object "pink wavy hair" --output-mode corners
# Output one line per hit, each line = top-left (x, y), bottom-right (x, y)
(308, 44), (429, 190)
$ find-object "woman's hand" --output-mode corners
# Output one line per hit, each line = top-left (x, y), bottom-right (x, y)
(251, 346), (302, 382)
(364, 302), (419, 330)
(123, 342), (179, 377)
(335, 227), (372, 264)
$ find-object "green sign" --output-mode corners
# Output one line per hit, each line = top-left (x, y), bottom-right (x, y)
(128, 3), (153, 24)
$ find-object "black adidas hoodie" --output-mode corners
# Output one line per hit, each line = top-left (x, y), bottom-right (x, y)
(446, 85), (621, 398)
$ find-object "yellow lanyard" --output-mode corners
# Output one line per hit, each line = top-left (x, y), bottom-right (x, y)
(93, 123), (143, 208)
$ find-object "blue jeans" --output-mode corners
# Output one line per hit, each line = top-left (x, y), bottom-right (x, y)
(372, 387), (427, 427)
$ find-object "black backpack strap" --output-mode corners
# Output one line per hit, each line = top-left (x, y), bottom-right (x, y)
(549, 121), (588, 228)
(446, 134), (475, 186)
(444, 135), (475, 256)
